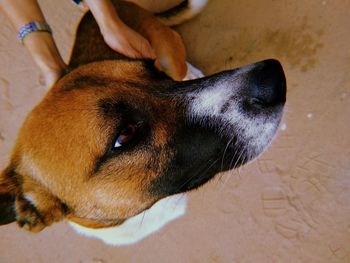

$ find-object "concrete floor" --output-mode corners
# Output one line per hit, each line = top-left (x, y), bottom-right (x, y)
(0, 0), (349, 262)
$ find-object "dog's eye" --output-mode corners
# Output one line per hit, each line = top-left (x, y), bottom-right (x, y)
(113, 123), (138, 148)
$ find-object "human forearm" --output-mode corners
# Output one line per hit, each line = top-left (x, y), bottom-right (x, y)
(0, 0), (46, 30)
(0, 0), (66, 88)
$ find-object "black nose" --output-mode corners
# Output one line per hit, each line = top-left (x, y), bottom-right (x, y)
(248, 59), (286, 108)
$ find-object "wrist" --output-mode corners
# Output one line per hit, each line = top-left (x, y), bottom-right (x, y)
(23, 33), (66, 74)
(17, 21), (52, 43)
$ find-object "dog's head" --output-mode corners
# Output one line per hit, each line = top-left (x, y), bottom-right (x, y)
(0, 59), (286, 231)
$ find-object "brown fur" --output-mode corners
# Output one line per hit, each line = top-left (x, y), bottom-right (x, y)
(0, 0), (286, 233)
(0, 1), (188, 230)
(9, 61), (181, 230)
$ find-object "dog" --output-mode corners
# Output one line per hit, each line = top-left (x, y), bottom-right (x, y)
(0, 0), (286, 245)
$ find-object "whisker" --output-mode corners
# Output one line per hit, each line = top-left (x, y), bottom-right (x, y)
(215, 170), (233, 194)
(229, 145), (246, 170)
(215, 147), (238, 188)
(220, 137), (236, 172)
(139, 209), (147, 228)
(215, 140), (239, 187)
(177, 158), (220, 192)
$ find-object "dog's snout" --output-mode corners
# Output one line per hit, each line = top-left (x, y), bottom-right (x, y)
(248, 59), (286, 108)
(170, 58), (287, 185)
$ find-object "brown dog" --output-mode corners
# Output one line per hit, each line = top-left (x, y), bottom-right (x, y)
(0, 0), (286, 244)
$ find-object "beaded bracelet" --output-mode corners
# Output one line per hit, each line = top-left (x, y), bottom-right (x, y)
(17, 21), (52, 44)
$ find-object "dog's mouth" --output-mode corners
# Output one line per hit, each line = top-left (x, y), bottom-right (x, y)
(152, 59), (286, 194)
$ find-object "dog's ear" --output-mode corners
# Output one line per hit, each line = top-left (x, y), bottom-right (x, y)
(0, 165), (67, 232)
(0, 166), (18, 225)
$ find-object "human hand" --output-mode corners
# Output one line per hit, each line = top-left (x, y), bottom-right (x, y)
(101, 19), (156, 59)
(40, 67), (66, 89)
(0, 0), (67, 89)
(84, 0), (155, 59)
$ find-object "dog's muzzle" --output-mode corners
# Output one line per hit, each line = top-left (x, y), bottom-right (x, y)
(185, 59), (286, 162)
(152, 59), (286, 194)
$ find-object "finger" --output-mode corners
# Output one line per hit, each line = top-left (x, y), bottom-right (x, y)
(133, 39), (156, 59)
(122, 43), (143, 59)
(108, 39), (140, 58)
(123, 40), (148, 59)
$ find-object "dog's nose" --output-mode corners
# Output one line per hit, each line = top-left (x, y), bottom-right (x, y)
(248, 59), (286, 108)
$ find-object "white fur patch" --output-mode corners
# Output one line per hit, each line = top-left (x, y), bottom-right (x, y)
(159, 0), (209, 26)
(24, 193), (37, 207)
(183, 62), (205, 80)
(187, 0), (209, 19)
(69, 194), (188, 246)
(187, 79), (281, 157)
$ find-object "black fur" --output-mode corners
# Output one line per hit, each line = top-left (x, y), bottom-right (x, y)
(150, 124), (238, 196)
(0, 194), (16, 225)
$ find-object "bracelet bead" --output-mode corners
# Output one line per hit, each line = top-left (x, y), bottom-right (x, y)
(17, 21), (52, 44)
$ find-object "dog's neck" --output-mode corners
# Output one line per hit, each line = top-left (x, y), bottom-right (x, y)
(69, 194), (188, 246)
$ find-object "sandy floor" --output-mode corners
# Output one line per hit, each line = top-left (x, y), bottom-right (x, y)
(0, 0), (349, 262)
